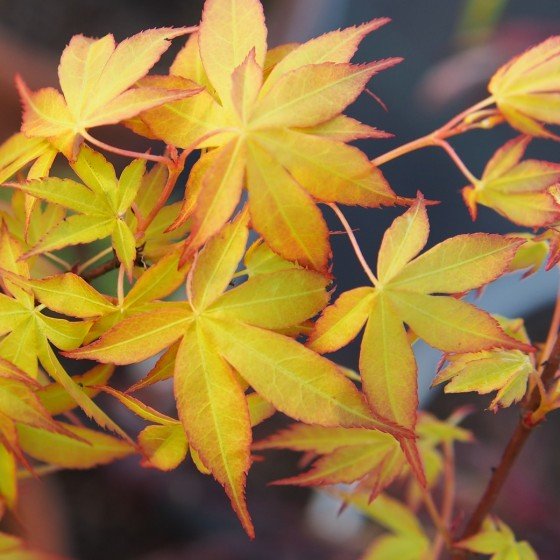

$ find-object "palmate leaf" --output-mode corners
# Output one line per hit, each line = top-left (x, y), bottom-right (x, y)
(8, 146), (149, 275)
(12, 249), (189, 343)
(18, 422), (134, 469)
(434, 316), (536, 411)
(0, 133), (53, 185)
(0, 228), (126, 438)
(489, 36), (560, 140)
(254, 424), (404, 497)
(309, 197), (529, 433)
(462, 136), (560, 227)
(133, 163), (191, 261)
(1, 191), (65, 269)
(17, 28), (201, 158)
(136, 0), (400, 271)
(66, 214), (407, 536)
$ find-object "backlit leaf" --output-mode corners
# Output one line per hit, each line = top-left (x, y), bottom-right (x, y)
(489, 36), (560, 139)
(18, 423), (133, 469)
(462, 136), (560, 226)
(18, 28), (197, 157)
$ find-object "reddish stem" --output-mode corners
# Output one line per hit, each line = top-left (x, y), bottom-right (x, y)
(82, 131), (171, 165)
(327, 203), (378, 287)
(452, 330), (560, 558)
(372, 97), (494, 167)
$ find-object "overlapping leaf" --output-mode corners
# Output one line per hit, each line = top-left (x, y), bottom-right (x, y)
(309, 197), (529, 433)
(254, 424), (404, 498)
(66, 214), (406, 536)
(18, 422), (133, 469)
(7, 146), (151, 275)
(457, 517), (538, 560)
(434, 316), (536, 411)
(15, 249), (189, 344)
(17, 28), (200, 158)
(134, 0), (400, 271)
(0, 133), (53, 185)
(462, 136), (560, 226)
(489, 36), (560, 139)
(0, 226), (125, 437)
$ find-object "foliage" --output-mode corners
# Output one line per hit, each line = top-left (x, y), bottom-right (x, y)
(1, 0), (560, 557)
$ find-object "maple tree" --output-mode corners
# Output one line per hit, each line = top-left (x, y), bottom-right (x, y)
(0, 0), (559, 557)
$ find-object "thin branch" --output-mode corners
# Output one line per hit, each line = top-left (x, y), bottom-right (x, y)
(81, 256), (120, 282)
(433, 441), (456, 559)
(372, 97), (495, 167)
(76, 246), (114, 275)
(422, 487), (453, 550)
(117, 264), (125, 306)
(434, 140), (480, 186)
(452, 330), (560, 558)
(327, 203), (378, 287)
(44, 252), (72, 271)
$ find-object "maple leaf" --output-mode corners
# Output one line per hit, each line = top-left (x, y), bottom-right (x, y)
(8, 146), (149, 275)
(508, 233), (548, 278)
(18, 422), (134, 469)
(308, 197), (529, 434)
(132, 163), (191, 261)
(0, 226), (126, 438)
(37, 363), (115, 416)
(489, 36), (560, 140)
(0, 358), (62, 436)
(462, 136), (560, 227)
(434, 316), (536, 411)
(254, 424), (405, 498)
(456, 517), (538, 560)
(0, 357), (69, 509)
(136, 0), (400, 271)
(105, 386), (274, 473)
(0, 133), (54, 185)
(1, 190), (65, 259)
(16, 249), (189, 343)
(338, 491), (430, 560)
(66, 213), (406, 537)
(17, 28), (201, 158)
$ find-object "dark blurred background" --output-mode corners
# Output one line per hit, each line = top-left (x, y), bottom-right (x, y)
(1, 1), (559, 558)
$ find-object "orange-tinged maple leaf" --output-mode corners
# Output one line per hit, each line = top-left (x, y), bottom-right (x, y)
(136, 0), (400, 271)
(17, 28), (200, 158)
(7, 146), (162, 276)
(38, 364), (115, 416)
(462, 136), (560, 226)
(138, 423), (189, 471)
(0, 227), (126, 439)
(0, 133), (53, 185)
(255, 424), (404, 498)
(65, 213), (408, 536)
(309, 197), (529, 435)
(434, 316), (535, 411)
(489, 36), (560, 140)
(10, 250), (189, 344)
(18, 422), (134, 469)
